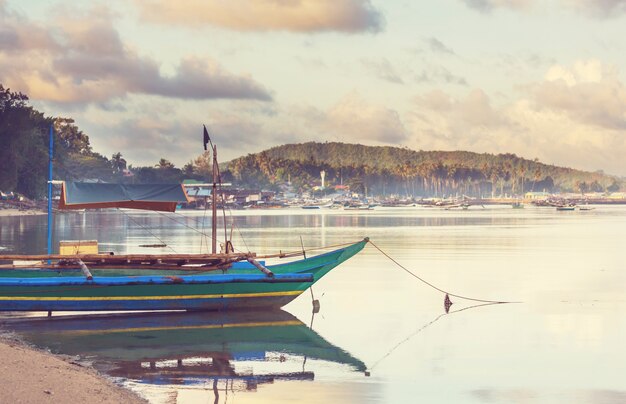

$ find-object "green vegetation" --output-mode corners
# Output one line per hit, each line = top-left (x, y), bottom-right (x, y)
(1, 85), (622, 199)
(224, 142), (623, 197)
(0, 85), (203, 198)
(0, 85), (58, 198)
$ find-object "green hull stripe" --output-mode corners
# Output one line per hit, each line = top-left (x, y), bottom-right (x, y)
(0, 290), (301, 301)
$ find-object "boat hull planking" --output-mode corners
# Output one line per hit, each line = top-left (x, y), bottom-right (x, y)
(0, 239), (367, 311)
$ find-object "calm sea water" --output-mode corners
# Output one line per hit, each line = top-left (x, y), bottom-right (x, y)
(1, 205), (625, 403)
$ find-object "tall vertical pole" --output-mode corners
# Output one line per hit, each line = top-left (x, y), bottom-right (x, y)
(211, 144), (218, 254)
(47, 124), (54, 257)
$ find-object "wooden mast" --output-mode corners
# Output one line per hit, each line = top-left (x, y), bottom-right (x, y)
(211, 143), (218, 254)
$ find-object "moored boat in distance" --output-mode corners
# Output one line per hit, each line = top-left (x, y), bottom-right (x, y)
(301, 201), (333, 209)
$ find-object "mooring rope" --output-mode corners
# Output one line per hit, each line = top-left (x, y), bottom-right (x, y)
(368, 240), (520, 304)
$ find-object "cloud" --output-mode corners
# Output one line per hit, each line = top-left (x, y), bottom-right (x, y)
(0, 1), (59, 53)
(81, 104), (271, 167)
(406, 62), (626, 175)
(461, 0), (626, 16)
(426, 37), (455, 55)
(459, 0), (533, 12)
(361, 58), (404, 84)
(531, 60), (626, 130)
(135, 0), (384, 33)
(414, 89), (508, 131)
(0, 4), (271, 104)
(312, 93), (408, 143)
(563, 0), (626, 17)
(415, 66), (468, 86)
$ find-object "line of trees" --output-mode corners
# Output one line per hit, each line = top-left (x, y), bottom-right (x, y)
(225, 143), (622, 197)
(0, 85), (203, 198)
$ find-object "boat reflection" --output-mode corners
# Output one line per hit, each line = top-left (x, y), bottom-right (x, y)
(3, 310), (365, 392)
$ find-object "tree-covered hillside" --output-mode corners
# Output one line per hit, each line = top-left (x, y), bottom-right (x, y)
(224, 142), (622, 197)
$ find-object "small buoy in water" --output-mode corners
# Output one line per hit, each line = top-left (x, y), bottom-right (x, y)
(364, 370), (371, 377)
(444, 294), (453, 313)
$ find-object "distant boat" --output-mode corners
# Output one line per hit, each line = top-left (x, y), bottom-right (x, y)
(556, 205), (576, 211)
(444, 203), (470, 210)
(343, 202), (374, 210)
(301, 201), (333, 209)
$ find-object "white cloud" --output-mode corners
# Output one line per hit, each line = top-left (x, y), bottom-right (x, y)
(0, 4), (271, 104)
(406, 61), (626, 175)
(533, 60), (626, 130)
(321, 93), (408, 143)
(135, 0), (384, 33)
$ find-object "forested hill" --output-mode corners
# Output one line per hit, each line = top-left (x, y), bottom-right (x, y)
(224, 142), (622, 197)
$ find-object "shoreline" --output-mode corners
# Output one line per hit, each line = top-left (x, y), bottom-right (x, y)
(0, 331), (146, 404)
(0, 208), (46, 217)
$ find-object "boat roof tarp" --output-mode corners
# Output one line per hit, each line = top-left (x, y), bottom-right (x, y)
(59, 182), (189, 212)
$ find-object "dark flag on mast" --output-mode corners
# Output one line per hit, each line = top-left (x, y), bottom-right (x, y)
(203, 125), (210, 151)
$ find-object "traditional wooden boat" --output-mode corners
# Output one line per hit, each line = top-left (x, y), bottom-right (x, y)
(0, 127), (368, 312)
(0, 238), (367, 312)
(2, 310), (366, 388)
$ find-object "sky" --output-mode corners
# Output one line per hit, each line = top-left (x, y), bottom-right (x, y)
(1, 0), (625, 175)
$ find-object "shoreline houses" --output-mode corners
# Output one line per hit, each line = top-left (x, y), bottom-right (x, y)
(182, 180), (277, 209)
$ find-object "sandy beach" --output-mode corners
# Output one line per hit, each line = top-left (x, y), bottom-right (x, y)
(0, 333), (146, 404)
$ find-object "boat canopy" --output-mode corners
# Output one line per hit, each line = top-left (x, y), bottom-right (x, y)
(59, 182), (189, 212)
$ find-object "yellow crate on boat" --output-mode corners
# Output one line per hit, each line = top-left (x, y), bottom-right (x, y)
(59, 240), (98, 255)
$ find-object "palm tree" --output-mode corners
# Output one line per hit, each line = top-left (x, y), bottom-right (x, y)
(156, 158), (175, 169)
(111, 152), (126, 173)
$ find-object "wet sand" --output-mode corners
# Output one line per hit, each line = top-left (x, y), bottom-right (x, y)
(0, 333), (146, 404)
